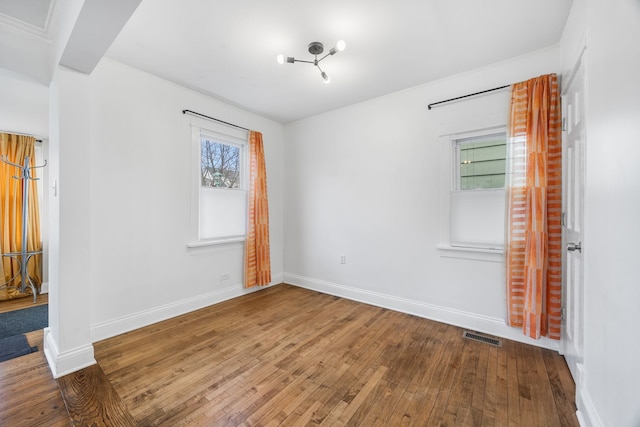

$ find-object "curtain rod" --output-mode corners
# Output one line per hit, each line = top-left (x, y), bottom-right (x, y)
(182, 109), (250, 132)
(427, 85), (510, 110)
(0, 129), (43, 142)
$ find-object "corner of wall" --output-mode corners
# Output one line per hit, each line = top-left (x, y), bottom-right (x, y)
(90, 275), (285, 343)
(284, 273), (560, 352)
(43, 327), (96, 379)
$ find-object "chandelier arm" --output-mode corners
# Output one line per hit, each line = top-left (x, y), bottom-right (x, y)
(316, 52), (333, 63)
(315, 63), (330, 83)
(280, 40), (342, 82)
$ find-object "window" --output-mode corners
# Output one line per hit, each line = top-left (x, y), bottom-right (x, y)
(438, 128), (506, 260)
(190, 124), (247, 245)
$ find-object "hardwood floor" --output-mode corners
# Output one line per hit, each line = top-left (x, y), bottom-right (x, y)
(0, 329), (71, 426)
(93, 284), (578, 426)
(0, 292), (48, 314)
(0, 294), (68, 426)
(57, 364), (136, 426)
(0, 285), (579, 426)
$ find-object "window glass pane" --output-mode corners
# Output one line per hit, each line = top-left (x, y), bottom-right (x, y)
(457, 134), (506, 190)
(201, 138), (241, 188)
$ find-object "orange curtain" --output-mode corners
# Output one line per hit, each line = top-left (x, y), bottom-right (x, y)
(505, 74), (562, 340)
(0, 133), (42, 300)
(244, 131), (271, 288)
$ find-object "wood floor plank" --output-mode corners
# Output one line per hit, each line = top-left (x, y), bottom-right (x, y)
(494, 342), (510, 426)
(471, 340), (490, 425)
(482, 345), (499, 426)
(56, 363), (136, 427)
(506, 340), (521, 426)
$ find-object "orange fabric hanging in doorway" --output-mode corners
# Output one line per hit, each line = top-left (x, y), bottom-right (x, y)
(0, 133), (43, 300)
(505, 74), (562, 340)
(244, 131), (271, 288)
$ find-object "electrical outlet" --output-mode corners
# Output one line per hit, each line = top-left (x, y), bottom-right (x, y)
(340, 255), (346, 264)
(220, 272), (230, 281)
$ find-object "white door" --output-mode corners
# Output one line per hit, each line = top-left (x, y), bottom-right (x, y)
(561, 50), (586, 387)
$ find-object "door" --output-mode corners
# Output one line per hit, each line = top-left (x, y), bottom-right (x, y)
(561, 49), (586, 387)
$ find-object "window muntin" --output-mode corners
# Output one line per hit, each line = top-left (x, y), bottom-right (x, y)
(455, 133), (506, 190)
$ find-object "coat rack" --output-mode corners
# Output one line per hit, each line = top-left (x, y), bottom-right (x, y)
(0, 155), (47, 303)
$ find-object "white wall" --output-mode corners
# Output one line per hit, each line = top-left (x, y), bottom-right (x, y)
(85, 58), (285, 341)
(284, 47), (561, 349)
(45, 66), (95, 378)
(0, 71), (48, 137)
(560, 1), (640, 426)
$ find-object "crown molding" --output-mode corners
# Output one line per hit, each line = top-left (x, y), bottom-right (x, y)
(0, 0), (55, 43)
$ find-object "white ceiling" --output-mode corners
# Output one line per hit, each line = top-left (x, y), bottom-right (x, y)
(0, 0), (52, 30)
(0, 0), (55, 83)
(0, 0), (574, 124)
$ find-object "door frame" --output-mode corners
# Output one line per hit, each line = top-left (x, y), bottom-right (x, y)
(560, 45), (587, 388)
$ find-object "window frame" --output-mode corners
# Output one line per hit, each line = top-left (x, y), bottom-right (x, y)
(437, 126), (506, 262)
(188, 121), (249, 247)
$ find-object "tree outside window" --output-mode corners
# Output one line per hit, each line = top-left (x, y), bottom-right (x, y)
(201, 138), (241, 188)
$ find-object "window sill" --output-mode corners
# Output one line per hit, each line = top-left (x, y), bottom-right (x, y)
(187, 236), (245, 248)
(437, 244), (504, 263)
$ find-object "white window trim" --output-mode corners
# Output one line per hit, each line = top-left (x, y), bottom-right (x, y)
(187, 117), (249, 248)
(438, 126), (506, 262)
(187, 236), (245, 248)
(436, 244), (504, 262)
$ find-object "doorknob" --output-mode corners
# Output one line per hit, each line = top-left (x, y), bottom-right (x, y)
(567, 242), (582, 253)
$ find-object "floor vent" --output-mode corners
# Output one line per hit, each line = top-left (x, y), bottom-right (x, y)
(463, 331), (502, 347)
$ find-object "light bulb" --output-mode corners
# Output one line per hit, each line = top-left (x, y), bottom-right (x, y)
(276, 54), (284, 64)
(336, 40), (346, 51)
(322, 71), (331, 84)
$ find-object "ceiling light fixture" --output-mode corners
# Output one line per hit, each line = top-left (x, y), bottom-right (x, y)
(277, 40), (346, 84)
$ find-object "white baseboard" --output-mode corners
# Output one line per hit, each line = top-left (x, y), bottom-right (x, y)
(90, 272), (284, 343)
(43, 327), (96, 379)
(284, 273), (559, 351)
(576, 386), (603, 427)
(40, 281), (49, 294)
